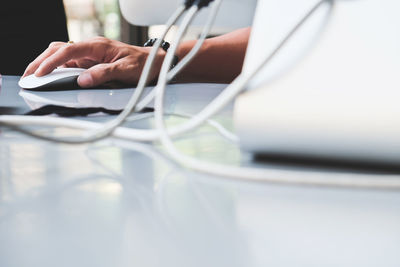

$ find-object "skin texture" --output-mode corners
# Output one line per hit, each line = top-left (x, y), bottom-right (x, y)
(23, 27), (251, 88)
(175, 27), (251, 83)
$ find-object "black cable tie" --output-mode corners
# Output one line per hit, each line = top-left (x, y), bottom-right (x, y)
(185, 0), (214, 9)
(184, 0), (196, 8)
(195, 0), (215, 8)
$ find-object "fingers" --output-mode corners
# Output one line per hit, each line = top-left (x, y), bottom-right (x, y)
(35, 42), (95, 77)
(77, 63), (118, 88)
(22, 41), (64, 77)
(77, 59), (138, 88)
(23, 37), (148, 88)
(61, 59), (98, 69)
(61, 61), (79, 68)
(75, 59), (98, 69)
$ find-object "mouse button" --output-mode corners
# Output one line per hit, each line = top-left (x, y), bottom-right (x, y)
(27, 76), (81, 91)
(18, 74), (49, 89)
(18, 68), (85, 89)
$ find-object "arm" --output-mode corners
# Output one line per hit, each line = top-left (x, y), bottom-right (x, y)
(175, 27), (251, 83)
(22, 27), (251, 87)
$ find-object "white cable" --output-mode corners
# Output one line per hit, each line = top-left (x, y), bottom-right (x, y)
(153, 0), (400, 190)
(126, 112), (238, 143)
(152, 0), (328, 140)
(126, 112), (156, 122)
(0, 115), (155, 142)
(135, 0), (223, 111)
(82, 6), (187, 142)
(151, 0), (335, 141)
(167, 0), (222, 80)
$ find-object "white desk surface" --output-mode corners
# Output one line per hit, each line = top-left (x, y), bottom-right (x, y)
(1, 75), (400, 267)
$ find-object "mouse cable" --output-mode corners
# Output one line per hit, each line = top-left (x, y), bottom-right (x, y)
(153, 0), (400, 190)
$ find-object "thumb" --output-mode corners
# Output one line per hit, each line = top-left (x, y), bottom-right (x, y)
(77, 63), (116, 88)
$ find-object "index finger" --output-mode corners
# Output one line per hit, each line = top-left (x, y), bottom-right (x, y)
(35, 42), (95, 77)
(22, 41), (65, 77)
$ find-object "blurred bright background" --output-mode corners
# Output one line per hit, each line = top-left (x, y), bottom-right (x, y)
(64, 0), (122, 41)
(63, 0), (222, 45)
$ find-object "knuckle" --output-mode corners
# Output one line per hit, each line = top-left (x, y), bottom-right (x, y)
(105, 64), (116, 75)
(48, 41), (62, 48)
(93, 36), (107, 43)
(96, 37), (113, 48)
(98, 64), (117, 79)
(26, 63), (36, 71)
(41, 58), (51, 67)
(123, 61), (136, 72)
(61, 44), (74, 54)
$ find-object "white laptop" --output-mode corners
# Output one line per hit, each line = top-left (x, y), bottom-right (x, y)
(235, 0), (400, 165)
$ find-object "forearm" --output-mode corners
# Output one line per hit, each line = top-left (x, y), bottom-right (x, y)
(175, 27), (251, 83)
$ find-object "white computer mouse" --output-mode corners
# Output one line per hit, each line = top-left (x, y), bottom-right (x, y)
(19, 68), (86, 91)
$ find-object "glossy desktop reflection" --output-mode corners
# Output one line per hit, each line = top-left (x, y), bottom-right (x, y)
(1, 76), (400, 267)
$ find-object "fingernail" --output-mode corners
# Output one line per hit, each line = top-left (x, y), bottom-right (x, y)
(78, 72), (93, 87)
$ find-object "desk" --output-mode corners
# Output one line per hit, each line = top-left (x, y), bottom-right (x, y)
(1, 75), (400, 267)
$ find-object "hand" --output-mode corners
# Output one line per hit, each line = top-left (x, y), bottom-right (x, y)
(22, 37), (166, 88)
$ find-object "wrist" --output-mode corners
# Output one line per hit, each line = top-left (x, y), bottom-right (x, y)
(142, 46), (166, 83)
(144, 38), (178, 70)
